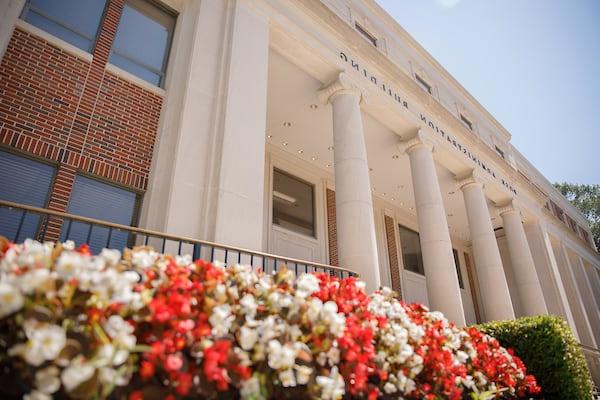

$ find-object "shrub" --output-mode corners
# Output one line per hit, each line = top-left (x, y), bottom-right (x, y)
(479, 315), (593, 400)
(0, 239), (540, 399)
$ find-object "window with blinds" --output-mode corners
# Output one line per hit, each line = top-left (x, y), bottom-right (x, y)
(61, 175), (138, 253)
(0, 151), (55, 242)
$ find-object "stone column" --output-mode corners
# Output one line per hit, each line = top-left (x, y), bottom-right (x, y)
(498, 202), (547, 316)
(398, 130), (466, 325)
(318, 72), (380, 292)
(457, 172), (514, 321)
(140, 0), (269, 251)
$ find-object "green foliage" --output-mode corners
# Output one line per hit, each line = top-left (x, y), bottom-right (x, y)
(478, 315), (593, 400)
(554, 182), (600, 249)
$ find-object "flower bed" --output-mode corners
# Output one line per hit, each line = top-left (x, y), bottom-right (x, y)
(0, 239), (540, 399)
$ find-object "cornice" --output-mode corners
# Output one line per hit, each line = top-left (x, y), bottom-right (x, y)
(283, 0), (563, 215)
(358, 0), (512, 142)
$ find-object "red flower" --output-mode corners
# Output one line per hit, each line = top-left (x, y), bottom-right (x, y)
(140, 361), (155, 380)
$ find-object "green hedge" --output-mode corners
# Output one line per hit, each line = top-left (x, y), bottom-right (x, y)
(478, 315), (593, 400)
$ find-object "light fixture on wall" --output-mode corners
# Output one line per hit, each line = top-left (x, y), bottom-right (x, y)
(392, 154), (399, 159)
(267, 134), (272, 138)
(273, 190), (297, 205)
(328, 146), (334, 151)
(311, 156), (317, 161)
(298, 149), (304, 154)
(282, 142), (288, 146)
(309, 104), (318, 110)
(283, 122), (292, 127)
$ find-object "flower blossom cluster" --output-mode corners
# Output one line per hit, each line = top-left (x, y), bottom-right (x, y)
(0, 239), (540, 399)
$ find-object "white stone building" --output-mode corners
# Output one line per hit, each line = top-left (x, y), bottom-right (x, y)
(1, 0), (599, 383)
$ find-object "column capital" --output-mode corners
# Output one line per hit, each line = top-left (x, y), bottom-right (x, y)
(455, 169), (483, 191)
(397, 128), (432, 154)
(318, 72), (365, 104)
(496, 199), (520, 218)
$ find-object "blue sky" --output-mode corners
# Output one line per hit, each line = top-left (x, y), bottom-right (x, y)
(376, 0), (600, 184)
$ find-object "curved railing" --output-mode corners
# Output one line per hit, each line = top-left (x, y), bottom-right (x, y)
(0, 200), (357, 279)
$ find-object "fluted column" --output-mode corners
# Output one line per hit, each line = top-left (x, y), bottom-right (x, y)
(497, 202), (547, 316)
(399, 130), (466, 325)
(458, 172), (514, 321)
(318, 73), (380, 292)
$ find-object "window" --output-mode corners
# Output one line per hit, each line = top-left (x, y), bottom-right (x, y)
(21, 0), (107, 52)
(0, 151), (55, 242)
(415, 74), (432, 95)
(579, 227), (591, 244)
(460, 114), (473, 131)
(355, 22), (377, 47)
(61, 175), (138, 253)
(495, 145), (505, 159)
(398, 225), (424, 275)
(452, 249), (465, 289)
(566, 217), (578, 234)
(109, 0), (175, 87)
(272, 169), (315, 237)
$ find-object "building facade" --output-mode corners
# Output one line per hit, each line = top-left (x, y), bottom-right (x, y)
(1, 0), (599, 381)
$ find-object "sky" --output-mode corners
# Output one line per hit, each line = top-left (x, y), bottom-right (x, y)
(376, 0), (600, 185)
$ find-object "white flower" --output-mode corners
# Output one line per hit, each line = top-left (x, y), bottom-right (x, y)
(239, 325), (259, 351)
(55, 251), (86, 279)
(99, 366), (129, 386)
(104, 315), (133, 339)
(35, 366), (60, 394)
(15, 240), (53, 269)
(23, 390), (51, 400)
(0, 282), (23, 318)
(279, 368), (296, 387)
(13, 321), (67, 366)
(321, 301), (346, 337)
(17, 268), (50, 294)
(295, 365), (312, 385)
(316, 366), (345, 400)
(240, 375), (263, 400)
(209, 304), (234, 336)
(131, 250), (157, 269)
(326, 346), (340, 366)
(175, 254), (192, 267)
(239, 294), (258, 317)
(267, 340), (296, 370)
(307, 298), (323, 323)
(456, 350), (469, 364)
(62, 240), (76, 251)
(61, 361), (95, 393)
(95, 344), (129, 367)
(295, 273), (319, 298)
(384, 382), (397, 394)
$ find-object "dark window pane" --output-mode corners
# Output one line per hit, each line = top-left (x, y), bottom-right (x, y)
(0, 151), (55, 242)
(22, 0), (107, 52)
(110, 52), (161, 86)
(272, 170), (315, 237)
(416, 74), (432, 94)
(109, 0), (175, 86)
(398, 225), (424, 275)
(452, 249), (465, 289)
(62, 176), (137, 253)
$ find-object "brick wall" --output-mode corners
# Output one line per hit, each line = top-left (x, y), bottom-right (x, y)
(0, 0), (164, 239)
(326, 188), (338, 266)
(384, 214), (402, 296)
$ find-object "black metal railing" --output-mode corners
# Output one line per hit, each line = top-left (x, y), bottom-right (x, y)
(0, 200), (357, 279)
